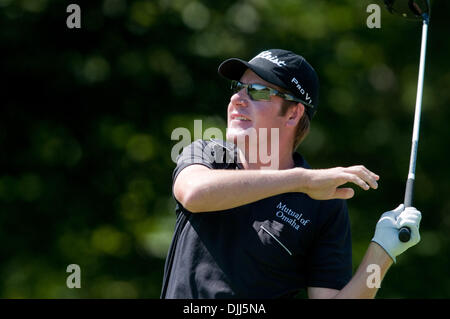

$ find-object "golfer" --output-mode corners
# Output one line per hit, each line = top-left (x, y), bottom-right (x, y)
(161, 49), (422, 299)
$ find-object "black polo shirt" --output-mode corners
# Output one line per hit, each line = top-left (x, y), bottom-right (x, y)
(161, 139), (352, 299)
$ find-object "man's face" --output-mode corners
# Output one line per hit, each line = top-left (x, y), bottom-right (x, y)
(226, 69), (288, 144)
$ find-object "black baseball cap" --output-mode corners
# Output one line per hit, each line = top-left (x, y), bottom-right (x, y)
(218, 49), (319, 119)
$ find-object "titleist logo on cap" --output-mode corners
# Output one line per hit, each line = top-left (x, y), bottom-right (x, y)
(251, 51), (287, 67)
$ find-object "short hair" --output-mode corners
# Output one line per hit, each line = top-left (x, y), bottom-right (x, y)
(278, 100), (311, 150)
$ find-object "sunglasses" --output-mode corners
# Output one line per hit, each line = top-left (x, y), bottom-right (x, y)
(230, 80), (314, 108)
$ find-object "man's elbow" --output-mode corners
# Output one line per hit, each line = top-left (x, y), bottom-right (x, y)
(179, 190), (206, 213)
(174, 183), (207, 213)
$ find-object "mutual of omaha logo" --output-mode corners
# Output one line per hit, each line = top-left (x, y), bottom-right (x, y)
(275, 201), (310, 231)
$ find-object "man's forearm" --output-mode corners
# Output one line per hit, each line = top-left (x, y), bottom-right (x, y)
(334, 242), (393, 299)
(175, 164), (379, 212)
(175, 165), (308, 212)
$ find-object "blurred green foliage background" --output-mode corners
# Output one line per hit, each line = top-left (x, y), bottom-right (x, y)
(1, 0), (449, 298)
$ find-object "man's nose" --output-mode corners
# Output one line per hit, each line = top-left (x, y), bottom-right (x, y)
(230, 89), (249, 107)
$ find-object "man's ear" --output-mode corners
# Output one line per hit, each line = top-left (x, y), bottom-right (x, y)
(286, 103), (305, 127)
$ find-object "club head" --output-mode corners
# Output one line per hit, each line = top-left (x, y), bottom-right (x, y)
(384, 0), (430, 20)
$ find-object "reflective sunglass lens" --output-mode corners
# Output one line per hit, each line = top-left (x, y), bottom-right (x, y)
(249, 88), (270, 101)
(247, 84), (271, 101)
(231, 81), (242, 93)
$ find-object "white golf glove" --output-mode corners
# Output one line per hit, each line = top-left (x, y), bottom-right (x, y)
(371, 204), (422, 263)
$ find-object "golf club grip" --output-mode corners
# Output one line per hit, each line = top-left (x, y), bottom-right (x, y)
(404, 177), (414, 207)
(399, 178), (415, 242)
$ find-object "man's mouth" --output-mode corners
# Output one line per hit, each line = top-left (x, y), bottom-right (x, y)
(233, 116), (251, 121)
(230, 113), (251, 121)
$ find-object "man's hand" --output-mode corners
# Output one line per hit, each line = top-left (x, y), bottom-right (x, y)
(300, 165), (380, 200)
(371, 204), (422, 263)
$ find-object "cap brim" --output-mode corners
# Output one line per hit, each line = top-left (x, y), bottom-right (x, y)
(218, 58), (251, 81)
(218, 58), (287, 91)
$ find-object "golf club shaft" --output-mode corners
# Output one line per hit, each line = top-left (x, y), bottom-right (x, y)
(399, 15), (429, 242)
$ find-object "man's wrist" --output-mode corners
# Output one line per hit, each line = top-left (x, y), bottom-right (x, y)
(290, 167), (310, 194)
(369, 241), (396, 266)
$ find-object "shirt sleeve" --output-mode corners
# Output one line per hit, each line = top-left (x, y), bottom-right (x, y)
(306, 199), (353, 290)
(172, 139), (215, 186)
